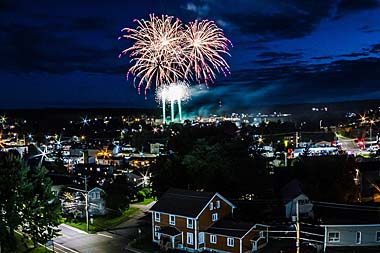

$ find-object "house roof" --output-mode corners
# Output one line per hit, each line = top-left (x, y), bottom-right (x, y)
(280, 179), (305, 202)
(315, 204), (380, 225)
(150, 188), (215, 218)
(206, 218), (256, 238)
(159, 226), (181, 236)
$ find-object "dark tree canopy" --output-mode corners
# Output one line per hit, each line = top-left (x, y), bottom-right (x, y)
(0, 154), (60, 252)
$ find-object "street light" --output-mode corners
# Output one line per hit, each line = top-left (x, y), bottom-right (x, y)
(370, 119), (375, 142)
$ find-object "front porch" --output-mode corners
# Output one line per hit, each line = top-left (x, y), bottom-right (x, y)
(158, 227), (183, 250)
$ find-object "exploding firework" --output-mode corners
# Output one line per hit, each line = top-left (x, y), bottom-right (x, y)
(156, 81), (190, 122)
(120, 15), (231, 122)
(119, 14), (186, 94)
(119, 15), (232, 92)
(183, 19), (232, 85)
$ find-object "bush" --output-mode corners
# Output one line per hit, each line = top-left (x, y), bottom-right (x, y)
(136, 190), (146, 202)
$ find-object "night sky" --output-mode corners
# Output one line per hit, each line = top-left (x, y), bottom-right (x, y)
(1, 0), (380, 111)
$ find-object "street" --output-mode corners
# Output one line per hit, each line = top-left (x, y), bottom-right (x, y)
(48, 202), (155, 253)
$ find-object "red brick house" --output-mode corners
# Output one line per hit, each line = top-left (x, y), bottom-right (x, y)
(150, 188), (268, 252)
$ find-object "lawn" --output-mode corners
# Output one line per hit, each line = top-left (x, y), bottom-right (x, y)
(63, 206), (139, 233)
(14, 232), (51, 253)
(134, 197), (155, 205)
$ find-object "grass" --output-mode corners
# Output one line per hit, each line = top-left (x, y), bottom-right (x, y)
(63, 206), (139, 233)
(14, 232), (52, 253)
(134, 197), (155, 205)
(94, 207), (139, 229)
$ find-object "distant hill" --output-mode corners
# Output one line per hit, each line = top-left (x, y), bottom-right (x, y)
(0, 99), (378, 125)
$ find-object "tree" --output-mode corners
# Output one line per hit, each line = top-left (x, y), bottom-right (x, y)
(0, 154), (32, 251)
(293, 155), (359, 202)
(21, 164), (61, 246)
(0, 154), (60, 251)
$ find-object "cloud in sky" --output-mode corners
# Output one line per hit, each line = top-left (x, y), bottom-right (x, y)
(0, 0), (380, 109)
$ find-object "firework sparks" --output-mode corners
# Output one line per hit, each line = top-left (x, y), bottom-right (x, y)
(156, 81), (190, 122)
(119, 14), (187, 94)
(183, 19), (232, 85)
(119, 15), (232, 93)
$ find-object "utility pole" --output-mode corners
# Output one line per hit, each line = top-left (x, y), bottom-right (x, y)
(68, 175), (90, 232)
(296, 200), (300, 253)
(83, 175), (89, 232)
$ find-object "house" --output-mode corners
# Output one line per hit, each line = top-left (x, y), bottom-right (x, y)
(280, 179), (314, 219)
(316, 204), (380, 252)
(61, 186), (107, 217)
(150, 188), (269, 252)
(206, 219), (268, 252)
(87, 187), (106, 216)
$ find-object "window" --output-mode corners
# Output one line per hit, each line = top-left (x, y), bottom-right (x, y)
(376, 231), (380, 242)
(209, 202), (214, 210)
(187, 232), (193, 245)
(199, 232), (204, 244)
(328, 232), (340, 242)
(356, 231), (361, 244)
(187, 218), (193, 229)
(169, 215), (175, 225)
(212, 213), (218, 221)
(259, 231), (264, 238)
(154, 212), (160, 222)
(210, 234), (217, 244)
(227, 237), (234, 247)
(96, 192), (100, 199)
(216, 200), (220, 208)
(154, 225), (160, 239)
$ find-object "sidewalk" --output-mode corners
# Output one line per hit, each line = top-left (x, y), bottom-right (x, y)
(115, 201), (156, 229)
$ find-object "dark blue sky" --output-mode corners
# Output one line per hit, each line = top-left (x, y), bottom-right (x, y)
(1, 0), (380, 110)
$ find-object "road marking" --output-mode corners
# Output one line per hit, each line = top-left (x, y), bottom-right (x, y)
(54, 242), (80, 253)
(97, 233), (113, 238)
(53, 245), (69, 253)
(60, 224), (87, 234)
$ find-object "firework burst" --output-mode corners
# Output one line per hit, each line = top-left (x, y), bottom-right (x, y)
(156, 81), (190, 122)
(183, 19), (232, 85)
(119, 15), (232, 93)
(119, 14), (186, 94)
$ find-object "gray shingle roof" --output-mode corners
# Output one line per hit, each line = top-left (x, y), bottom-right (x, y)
(150, 188), (215, 218)
(206, 218), (255, 238)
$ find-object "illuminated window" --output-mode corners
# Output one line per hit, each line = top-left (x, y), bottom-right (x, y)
(210, 235), (217, 244)
(209, 202), (213, 210)
(154, 212), (160, 222)
(199, 232), (204, 244)
(328, 232), (340, 242)
(187, 218), (193, 229)
(212, 213), (218, 221)
(356, 231), (361, 244)
(187, 232), (193, 245)
(216, 200), (220, 208)
(154, 225), (160, 239)
(227, 237), (234, 247)
(169, 215), (175, 225)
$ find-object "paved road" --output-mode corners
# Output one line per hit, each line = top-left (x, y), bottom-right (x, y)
(48, 202), (156, 253)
